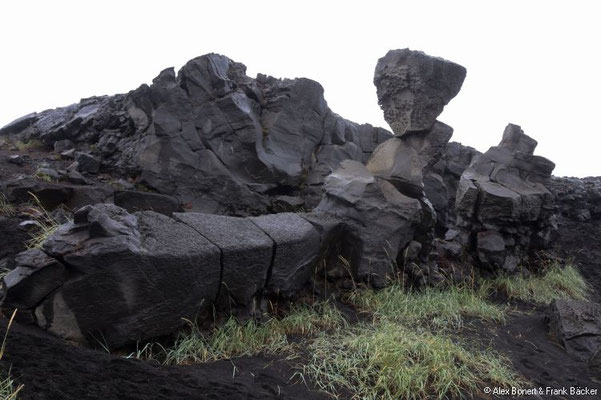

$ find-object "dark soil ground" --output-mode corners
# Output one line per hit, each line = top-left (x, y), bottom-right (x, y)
(0, 320), (330, 400)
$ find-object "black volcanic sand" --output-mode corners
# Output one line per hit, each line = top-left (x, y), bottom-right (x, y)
(0, 320), (329, 400)
(2, 300), (600, 399)
(467, 306), (600, 400)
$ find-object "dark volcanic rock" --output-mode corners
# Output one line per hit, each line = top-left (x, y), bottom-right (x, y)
(316, 160), (422, 287)
(0, 53), (393, 215)
(548, 299), (601, 361)
(367, 121), (453, 197)
(0, 216), (30, 265)
(33, 205), (222, 347)
(1, 250), (67, 312)
(114, 190), (181, 216)
(374, 49), (466, 136)
(4, 178), (73, 209)
(250, 213), (320, 296)
(174, 212), (272, 306)
(453, 124), (556, 272)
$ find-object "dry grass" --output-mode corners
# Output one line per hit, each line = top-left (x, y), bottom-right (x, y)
(0, 194), (16, 217)
(23, 193), (62, 250)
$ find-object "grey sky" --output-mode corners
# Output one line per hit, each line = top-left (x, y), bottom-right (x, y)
(1, 0), (599, 177)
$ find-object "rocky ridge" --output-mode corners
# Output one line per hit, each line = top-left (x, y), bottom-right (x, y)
(0, 48), (599, 353)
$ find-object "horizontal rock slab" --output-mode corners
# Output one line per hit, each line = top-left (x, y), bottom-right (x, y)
(250, 213), (320, 296)
(115, 190), (181, 216)
(174, 212), (272, 306)
(33, 205), (221, 347)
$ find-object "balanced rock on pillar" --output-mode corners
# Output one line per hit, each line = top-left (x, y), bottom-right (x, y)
(374, 49), (466, 137)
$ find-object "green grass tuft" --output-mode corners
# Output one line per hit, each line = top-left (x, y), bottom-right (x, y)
(164, 301), (346, 364)
(346, 283), (505, 329)
(490, 263), (589, 304)
(304, 321), (521, 400)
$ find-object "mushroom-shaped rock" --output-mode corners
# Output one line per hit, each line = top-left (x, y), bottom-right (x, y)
(374, 49), (466, 136)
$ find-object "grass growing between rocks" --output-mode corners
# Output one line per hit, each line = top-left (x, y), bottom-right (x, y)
(0, 194), (16, 218)
(13, 139), (43, 152)
(23, 193), (61, 250)
(490, 263), (589, 304)
(164, 301), (347, 365)
(346, 282), (505, 329)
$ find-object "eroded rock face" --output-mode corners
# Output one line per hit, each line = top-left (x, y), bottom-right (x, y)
(548, 299), (601, 361)
(374, 49), (466, 136)
(315, 160), (422, 287)
(0, 204), (325, 346)
(454, 124), (556, 272)
(1, 54), (392, 215)
(367, 121), (453, 197)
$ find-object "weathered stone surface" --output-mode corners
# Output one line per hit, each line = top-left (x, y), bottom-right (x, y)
(549, 177), (601, 221)
(476, 230), (506, 270)
(374, 49), (466, 136)
(75, 152), (100, 173)
(0, 217), (30, 263)
(454, 124), (556, 271)
(33, 205), (221, 347)
(316, 160), (422, 286)
(499, 124), (537, 154)
(548, 299), (601, 360)
(7, 154), (25, 165)
(0, 53), (392, 215)
(3, 178), (73, 210)
(367, 121), (453, 197)
(174, 212), (272, 306)
(114, 190), (181, 216)
(250, 213), (320, 296)
(1, 250), (67, 310)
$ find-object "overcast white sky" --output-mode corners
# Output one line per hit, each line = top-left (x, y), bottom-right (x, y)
(1, 0), (599, 177)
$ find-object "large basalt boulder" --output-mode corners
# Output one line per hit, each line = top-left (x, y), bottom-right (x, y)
(315, 160), (422, 287)
(1, 53), (392, 215)
(27, 205), (221, 347)
(374, 49), (466, 136)
(1, 203), (328, 346)
(454, 124), (556, 272)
